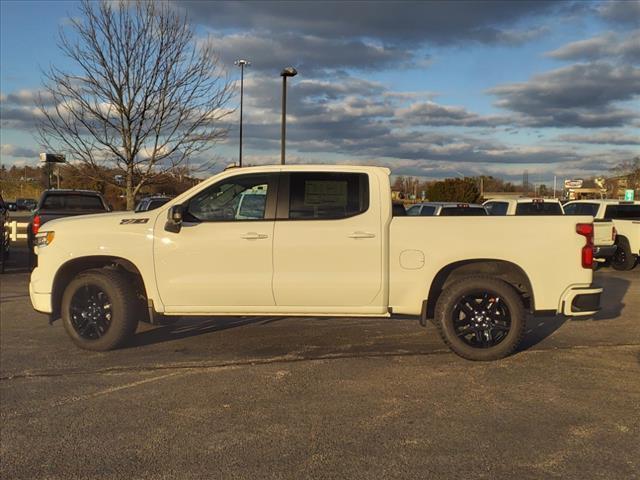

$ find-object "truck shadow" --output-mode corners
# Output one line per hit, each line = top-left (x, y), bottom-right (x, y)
(127, 273), (631, 353)
(518, 316), (567, 352)
(128, 316), (286, 348)
(589, 274), (631, 321)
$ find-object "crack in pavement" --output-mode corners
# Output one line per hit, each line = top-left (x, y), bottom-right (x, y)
(1, 369), (203, 420)
(1, 342), (638, 382)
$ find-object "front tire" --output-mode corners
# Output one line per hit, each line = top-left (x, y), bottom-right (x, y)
(61, 268), (139, 351)
(612, 237), (637, 271)
(434, 276), (526, 361)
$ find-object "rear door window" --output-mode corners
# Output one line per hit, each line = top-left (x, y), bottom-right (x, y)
(515, 202), (563, 215)
(287, 172), (369, 220)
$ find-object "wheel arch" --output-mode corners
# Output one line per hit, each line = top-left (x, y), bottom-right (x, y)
(425, 259), (534, 319)
(51, 256), (148, 321)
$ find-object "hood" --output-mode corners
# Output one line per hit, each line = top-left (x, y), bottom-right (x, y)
(42, 210), (162, 231)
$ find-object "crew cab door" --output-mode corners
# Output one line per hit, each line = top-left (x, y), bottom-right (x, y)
(272, 171), (384, 311)
(154, 172), (278, 311)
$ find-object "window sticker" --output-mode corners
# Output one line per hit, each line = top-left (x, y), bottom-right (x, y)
(304, 181), (348, 206)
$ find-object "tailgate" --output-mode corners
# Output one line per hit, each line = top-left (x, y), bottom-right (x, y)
(593, 220), (615, 246)
(39, 210), (108, 225)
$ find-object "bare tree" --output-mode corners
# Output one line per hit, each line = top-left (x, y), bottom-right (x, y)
(37, 0), (234, 209)
(611, 157), (640, 186)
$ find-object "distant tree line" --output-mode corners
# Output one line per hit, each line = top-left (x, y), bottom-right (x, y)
(0, 163), (198, 209)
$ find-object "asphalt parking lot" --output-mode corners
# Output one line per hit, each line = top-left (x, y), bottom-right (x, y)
(1, 246), (639, 479)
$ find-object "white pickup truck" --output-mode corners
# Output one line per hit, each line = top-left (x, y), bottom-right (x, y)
(563, 200), (639, 270)
(30, 165), (602, 361)
(484, 198), (617, 262)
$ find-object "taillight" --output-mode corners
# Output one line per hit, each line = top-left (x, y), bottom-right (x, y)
(32, 214), (41, 235)
(612, 226), (616, 241)
(576, 223), (593, 269)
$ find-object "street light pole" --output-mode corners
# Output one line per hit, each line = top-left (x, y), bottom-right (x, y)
(280, 67), (297, 165)
(234, 59), (250, 167)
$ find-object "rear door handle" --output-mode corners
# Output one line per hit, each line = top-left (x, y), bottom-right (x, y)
(348, 231), (376, 239)
(240, 232), (269, 240)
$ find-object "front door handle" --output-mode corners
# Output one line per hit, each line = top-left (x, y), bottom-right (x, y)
(348, 231), (376, 239)
(240, 232), (269, 240)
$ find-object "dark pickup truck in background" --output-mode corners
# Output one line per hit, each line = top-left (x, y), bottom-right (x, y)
(0, 194), (10, 273)
(28, 190), (110, 267)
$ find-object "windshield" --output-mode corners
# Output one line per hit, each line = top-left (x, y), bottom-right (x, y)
(406, 205), (421, 216)
(237, 193), (267, 219)
(515, 202), (563, 215)
(563, 203), (599, 216)
(147, 199), (170, 210)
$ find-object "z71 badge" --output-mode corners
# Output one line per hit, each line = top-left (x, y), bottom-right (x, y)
(120, 218), (149, 224)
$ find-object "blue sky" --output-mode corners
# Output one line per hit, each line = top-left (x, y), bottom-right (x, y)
(1, 0), (638, 184)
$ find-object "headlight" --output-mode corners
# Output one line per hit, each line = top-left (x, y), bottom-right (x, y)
(35, 231), (55, 248)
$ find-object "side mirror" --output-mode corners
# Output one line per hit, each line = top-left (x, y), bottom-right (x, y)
(165, 204), (184, 233)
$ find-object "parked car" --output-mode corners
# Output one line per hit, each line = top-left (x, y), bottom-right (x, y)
(30, 165), (602, 360)
(406, 202), (487, 216)
(0, 194), (10, 273)
(563, 200), (640, 270)
(27, 190), (111, 267)
(135, 196), (173, 212)
(16, 198), (37, 211)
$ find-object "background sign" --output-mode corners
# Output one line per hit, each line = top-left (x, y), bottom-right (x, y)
(624, 189), (635, 201)
(39, 153), (66, 163)
(564, 179), (583, 189)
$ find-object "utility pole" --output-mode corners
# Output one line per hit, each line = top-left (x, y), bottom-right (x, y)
(234, 59), (250, 167)
(280, 67), (297, 165)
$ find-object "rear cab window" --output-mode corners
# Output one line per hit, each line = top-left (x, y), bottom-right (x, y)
(286, 172), (369, 220)
(439, 206), (487, 216)
(419, 206), (436, 216)
(515, 202), (563, 215)
(484, 202), (508, 215)
(604, 204), (640, 220)
(41, 193), (107, 211)
(563, 203), (599, 216)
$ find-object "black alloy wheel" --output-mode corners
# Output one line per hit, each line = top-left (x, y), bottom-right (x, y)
(434, 276), (526, 361)
(451, 291), (511, 348)
(69, 284), (113, 339)
(612, 237), (636, 271)
(62, 268), (139, 350)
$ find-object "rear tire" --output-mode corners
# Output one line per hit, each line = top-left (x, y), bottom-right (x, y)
(612, 237), (637, 271)
(61, 268), (139, 351)
(434, 276), (526, 361)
